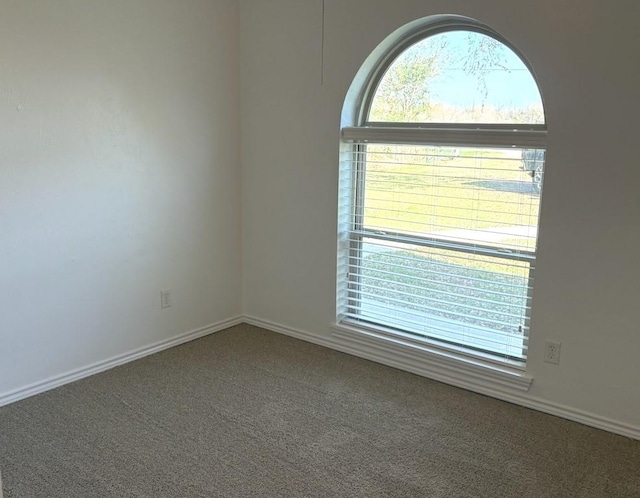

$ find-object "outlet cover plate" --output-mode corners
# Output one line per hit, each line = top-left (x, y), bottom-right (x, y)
(544, 340), (561, 365)
(160, 290), (172, 309)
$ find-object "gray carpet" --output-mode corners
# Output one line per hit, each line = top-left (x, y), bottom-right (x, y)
(1, 324), (639, 497)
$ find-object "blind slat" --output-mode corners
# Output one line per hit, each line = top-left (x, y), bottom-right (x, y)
(351, 271), (532, 311)
(348, 289), (526, 329)
(342, 308), (528, 354)
(342, 126), (547, 148)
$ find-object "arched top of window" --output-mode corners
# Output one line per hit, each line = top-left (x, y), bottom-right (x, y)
(365, 26), (544, 126)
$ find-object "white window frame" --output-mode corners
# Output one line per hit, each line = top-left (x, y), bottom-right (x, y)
(334, 17), (546, 391)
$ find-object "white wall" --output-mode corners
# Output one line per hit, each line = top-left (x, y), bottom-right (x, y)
(0, 0), (241, 397)
(241, 0), (640, 431)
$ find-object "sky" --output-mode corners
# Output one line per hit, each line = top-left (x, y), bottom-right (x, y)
(373, 30), (544, 119)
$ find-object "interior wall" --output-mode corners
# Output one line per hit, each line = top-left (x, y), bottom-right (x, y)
(0, 0), (241, 397)
(241, 0), (640, 430)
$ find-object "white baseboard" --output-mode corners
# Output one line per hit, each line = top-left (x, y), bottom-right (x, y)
(3, 314), (638, 442)
(243, 316), (338, 349)
(0, 316), (243, 408)
(243, 315), (640, 441)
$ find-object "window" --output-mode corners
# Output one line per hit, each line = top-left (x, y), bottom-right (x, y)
(337, 18), (546, 367)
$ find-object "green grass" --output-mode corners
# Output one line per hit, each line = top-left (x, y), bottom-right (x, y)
(362, 145), (540, 254)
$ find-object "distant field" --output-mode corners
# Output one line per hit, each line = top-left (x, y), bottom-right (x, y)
(362, 145), (540, 252)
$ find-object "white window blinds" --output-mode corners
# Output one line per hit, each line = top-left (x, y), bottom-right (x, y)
(337, 138), (545, 364)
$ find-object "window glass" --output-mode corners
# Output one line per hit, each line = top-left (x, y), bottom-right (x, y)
(368, 31), (543, 124)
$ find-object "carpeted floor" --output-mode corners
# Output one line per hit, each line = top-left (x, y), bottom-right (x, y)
(1, 324), (639, 497)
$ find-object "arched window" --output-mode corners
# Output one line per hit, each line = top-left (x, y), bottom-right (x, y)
(337, 17), (546, 366)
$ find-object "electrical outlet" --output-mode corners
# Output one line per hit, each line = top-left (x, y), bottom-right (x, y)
(160, 290), (172, 309)
(544, 340), (561, 365)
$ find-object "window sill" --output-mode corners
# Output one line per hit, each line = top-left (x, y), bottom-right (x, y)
(330, 321), (533, 392)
